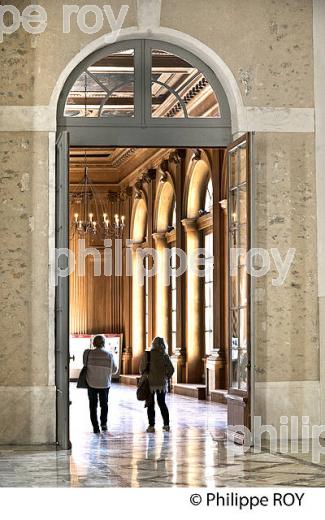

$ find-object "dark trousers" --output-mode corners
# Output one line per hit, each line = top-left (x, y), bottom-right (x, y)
(87, 387), (109, 430)
(147, 391), (169, 427)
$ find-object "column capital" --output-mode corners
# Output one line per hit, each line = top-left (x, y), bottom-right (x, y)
(152, 231), (168, 245)
(181, 217), (199, 232)
(129, 241), (145, 252)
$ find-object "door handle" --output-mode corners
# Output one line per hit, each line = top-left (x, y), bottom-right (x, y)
(69, 355), (75, 362)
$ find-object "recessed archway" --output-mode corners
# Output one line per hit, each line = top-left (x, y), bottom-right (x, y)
(54, 28), (251, 450)
(155, 180), (175, 233)
(51, 27), (245, 135)
(186, 156), (212, 219)
(131, 198), (148, 243)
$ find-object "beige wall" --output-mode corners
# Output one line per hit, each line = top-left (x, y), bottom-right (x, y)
(0, 132), (50, 386)
(0, 132), (55, 444)
(0, 0), (137, 106)
(254, 133), (318, 382)
(161, 0), (314, 108)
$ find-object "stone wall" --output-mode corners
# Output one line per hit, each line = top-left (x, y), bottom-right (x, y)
(0, 132), (55, 443)
(161, 0), (314, 108)
(254, 132), (318, 383)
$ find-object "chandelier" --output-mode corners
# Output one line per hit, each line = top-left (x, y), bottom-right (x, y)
(70, 151), (126, 239)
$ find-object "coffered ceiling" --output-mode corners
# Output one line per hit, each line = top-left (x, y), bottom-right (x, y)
(69, 147), (172, 187)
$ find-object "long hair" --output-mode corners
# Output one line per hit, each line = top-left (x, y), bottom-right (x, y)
(151, 336), (167, 353)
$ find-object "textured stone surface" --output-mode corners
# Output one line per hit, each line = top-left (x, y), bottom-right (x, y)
(0, 132), (50, 386)
(0, 386), (55, 444)
(254, 132), (319, 382)
(255, 381), (320, 436)
(0, 0), (137, 106)
(161, 0), (314, 108)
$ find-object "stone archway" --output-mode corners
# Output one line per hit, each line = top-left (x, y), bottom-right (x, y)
(53, 25), (245, 447)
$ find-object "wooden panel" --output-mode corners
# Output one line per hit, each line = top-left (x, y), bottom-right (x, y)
(69, 196), (128, 336)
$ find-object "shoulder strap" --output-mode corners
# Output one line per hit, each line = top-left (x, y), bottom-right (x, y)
(85, 349), (90, 366)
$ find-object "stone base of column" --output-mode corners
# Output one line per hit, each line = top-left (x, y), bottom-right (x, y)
(184, 356), (205, 383)
(171, 349), (186, 383)
(205, 350), (226, 395)
(131, 355), (142, 376)
(121, 346), (133, 375)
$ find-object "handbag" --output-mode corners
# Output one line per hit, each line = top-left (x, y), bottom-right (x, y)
(77, 349), (90, 388)
(136, 351), (151, 401)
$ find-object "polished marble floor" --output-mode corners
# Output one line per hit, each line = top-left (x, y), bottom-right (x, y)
(1, 383), (325, 487)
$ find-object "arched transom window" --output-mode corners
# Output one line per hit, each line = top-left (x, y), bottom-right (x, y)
(59, 40), (231, 139)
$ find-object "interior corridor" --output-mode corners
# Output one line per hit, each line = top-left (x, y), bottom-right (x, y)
(1, 384), (325, 487)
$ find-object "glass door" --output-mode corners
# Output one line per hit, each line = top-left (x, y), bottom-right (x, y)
(226, 134), (251, 443)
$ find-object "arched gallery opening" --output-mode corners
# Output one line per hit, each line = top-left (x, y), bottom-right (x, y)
(56, 39), (251, 449)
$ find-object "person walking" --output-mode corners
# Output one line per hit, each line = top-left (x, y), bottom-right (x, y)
(83, 335), (117, 434)
(139, 336), (174, 433)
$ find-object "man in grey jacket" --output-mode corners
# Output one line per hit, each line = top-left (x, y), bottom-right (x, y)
(83, 335), (117, 433)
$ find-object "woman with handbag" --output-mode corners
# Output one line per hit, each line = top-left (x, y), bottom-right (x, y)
(139, 337), (174, 433)
(81, 335), (117, 434)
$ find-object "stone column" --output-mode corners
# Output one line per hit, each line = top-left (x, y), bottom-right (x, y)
(131, 243), (145, 374)
(205, 198), (228, 393)
(182, 218), (204, 383)
(153, 232), (169, 344)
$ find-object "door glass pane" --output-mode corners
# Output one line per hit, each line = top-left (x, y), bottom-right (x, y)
(64, 50), (135, 117)
(230, 188), (238, 226)
(239, 266), (248, 306)
(239, 185), (247, 224)
(240, 307), (248, 349)
(230, 272), (238, 308)
(228, 139), (249, 394)
(230, 229), (238, 250)
(239, 146), (247, 184)
(231, 348), (239, 388)
(239, 349), (248, 390)
(151, 49), (220, 118)
(239, 226), (247, 265)
(230, 152), (238, 188)
(230, 310), (239, 345)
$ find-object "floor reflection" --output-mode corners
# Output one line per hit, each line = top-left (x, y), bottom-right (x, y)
(1, 383), (325, 487)
(69, 383), (227, 487)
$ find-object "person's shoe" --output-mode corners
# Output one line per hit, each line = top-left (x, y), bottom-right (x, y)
(93, 428), (100, 434)
(163, 425), (170, 432)
(101, 425), (108, 431)
(146, 426), (155, 433)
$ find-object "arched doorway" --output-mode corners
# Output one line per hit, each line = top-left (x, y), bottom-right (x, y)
(55, 38), (251, 449)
